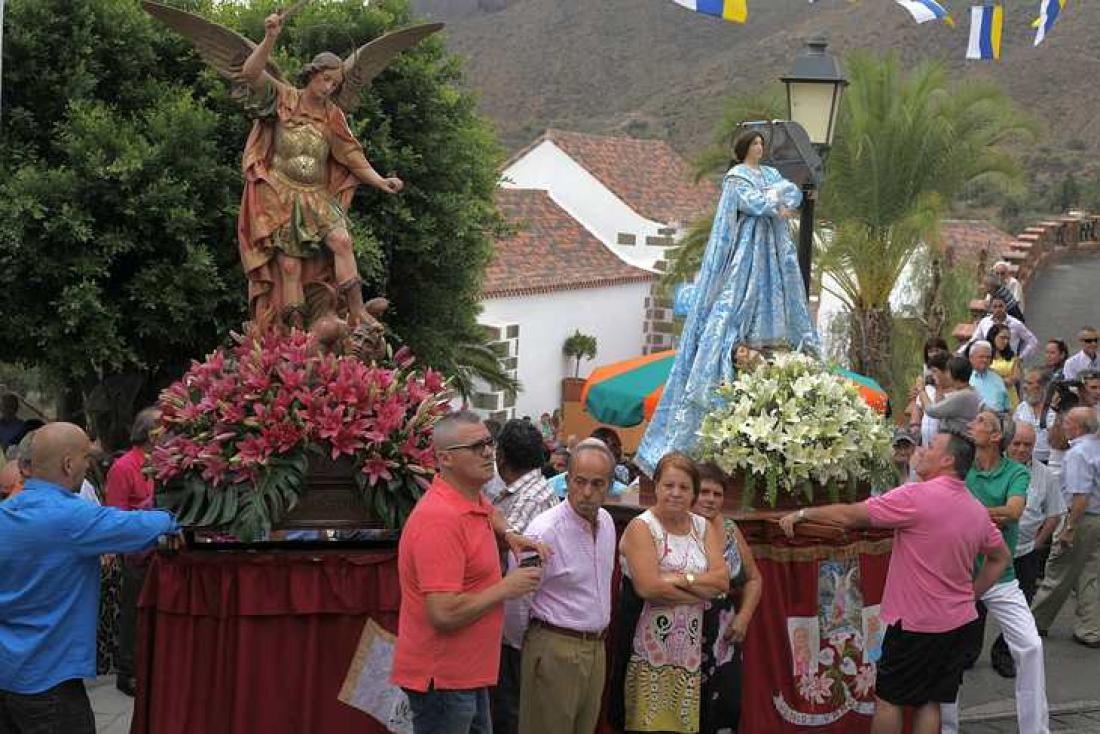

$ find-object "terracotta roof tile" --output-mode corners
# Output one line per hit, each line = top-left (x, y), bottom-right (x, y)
(529, 129), (719, 225)
(939, 220), (1016, 263)
(484, 189), (655, 298)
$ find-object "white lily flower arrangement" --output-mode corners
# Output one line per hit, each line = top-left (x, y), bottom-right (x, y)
(696, 352), (893, 507)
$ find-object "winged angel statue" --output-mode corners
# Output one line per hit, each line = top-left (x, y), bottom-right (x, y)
(143, 2), (442, 347)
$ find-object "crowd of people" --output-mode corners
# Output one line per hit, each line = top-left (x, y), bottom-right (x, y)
(3, 258), (1100, 734)
(392, 411), (762, 734)
(389, 268), (1100, 734)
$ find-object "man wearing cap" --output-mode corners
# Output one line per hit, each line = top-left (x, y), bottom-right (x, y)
(890, 428), (918, 487)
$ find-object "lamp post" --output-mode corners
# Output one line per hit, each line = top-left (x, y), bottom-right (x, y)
(780, 37), (848, 295)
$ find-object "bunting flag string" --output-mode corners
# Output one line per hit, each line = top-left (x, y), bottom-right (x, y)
(672, 0), (748, 23)
(668, 0), (1070, 60)
(895, 0), (955, 26)
(967, 4), (1003, 60)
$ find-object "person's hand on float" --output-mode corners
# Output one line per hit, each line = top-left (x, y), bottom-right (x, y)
(778, 509), (805, 538)
(157, 532), (186, 554)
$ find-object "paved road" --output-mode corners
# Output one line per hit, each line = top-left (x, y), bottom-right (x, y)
(1024, 250), (1100, 347)
(956, 607), (1100, 732)
(89, 597), (1100, 732)
(963, 249), (1100, 731)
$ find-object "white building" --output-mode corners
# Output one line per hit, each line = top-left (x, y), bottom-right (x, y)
(501, 129), (718, 273)
(473, 130), (718, 420)
(474, 189), (656, 420)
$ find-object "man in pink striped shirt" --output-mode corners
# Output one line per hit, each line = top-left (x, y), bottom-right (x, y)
(512, 438), (617, 734)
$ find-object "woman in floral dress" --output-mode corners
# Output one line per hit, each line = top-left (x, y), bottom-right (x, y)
(612, 453), (729, 733)
(692, 463), (761, 733)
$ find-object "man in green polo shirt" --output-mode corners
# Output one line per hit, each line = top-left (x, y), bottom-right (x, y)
(941, 411), (1049, 734)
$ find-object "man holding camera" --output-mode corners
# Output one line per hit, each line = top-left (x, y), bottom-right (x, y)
(1031, 407), (1100, 648)
(511, 438), (617, 734)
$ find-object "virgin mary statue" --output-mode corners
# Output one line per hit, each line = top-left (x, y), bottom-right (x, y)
(635, 131), (819, 475)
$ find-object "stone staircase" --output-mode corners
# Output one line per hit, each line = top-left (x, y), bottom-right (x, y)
(951, 213), (1100, 344)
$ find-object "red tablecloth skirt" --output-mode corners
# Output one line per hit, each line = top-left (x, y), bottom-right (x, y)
(131, 550), (399, 734)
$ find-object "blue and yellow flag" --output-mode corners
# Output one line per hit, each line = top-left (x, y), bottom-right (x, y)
(967, 5), (1003, 60)
(672, 0), (748, 23)
(1034, 0), (1067, 46)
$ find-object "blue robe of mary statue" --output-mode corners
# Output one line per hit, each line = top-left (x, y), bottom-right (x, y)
(635, 163), (820, 475)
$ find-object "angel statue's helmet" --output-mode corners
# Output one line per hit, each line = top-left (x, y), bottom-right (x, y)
(298, 52), (344, 89)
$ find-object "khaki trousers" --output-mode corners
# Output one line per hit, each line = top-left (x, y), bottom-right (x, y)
(1031, 513), (1100, 643)
(518, 624), (606, 734)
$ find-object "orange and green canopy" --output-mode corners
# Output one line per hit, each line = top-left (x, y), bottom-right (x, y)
(582, 351), (889, 428)
(831, 367), (889, 414)
(581, 350), (675, 427)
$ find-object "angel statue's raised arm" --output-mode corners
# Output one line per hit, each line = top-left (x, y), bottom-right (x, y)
(142, 2), (442, 341)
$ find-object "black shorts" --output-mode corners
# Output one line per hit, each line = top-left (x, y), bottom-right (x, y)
(875, 619), (980, 706)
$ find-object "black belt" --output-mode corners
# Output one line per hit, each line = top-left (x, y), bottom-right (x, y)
(530, 617), (606, 642)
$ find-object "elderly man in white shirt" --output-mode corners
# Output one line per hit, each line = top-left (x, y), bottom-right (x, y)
(1031, 407), (1100, 647)
(1014, 369), (1055, 464)
(993, 260), (1024, 310)
(1063, 327), (1100, 381)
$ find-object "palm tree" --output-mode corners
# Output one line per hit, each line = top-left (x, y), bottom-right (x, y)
(817, 53), (1033, 388)
(434, 339), (521, 403)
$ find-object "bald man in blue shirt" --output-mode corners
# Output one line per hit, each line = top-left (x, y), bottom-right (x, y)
(0, 423), (179, 734)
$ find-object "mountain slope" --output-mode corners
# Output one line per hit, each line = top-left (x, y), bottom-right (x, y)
(414, 0), (1100, 163)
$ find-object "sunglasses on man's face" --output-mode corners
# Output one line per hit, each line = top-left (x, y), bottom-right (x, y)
(1082, 338), (1099, 344)
(442, 436), (496, 454)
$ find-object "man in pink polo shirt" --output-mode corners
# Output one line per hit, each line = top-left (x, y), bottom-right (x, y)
(392, 411), (543, 734)
(780, 431), (1010, 734)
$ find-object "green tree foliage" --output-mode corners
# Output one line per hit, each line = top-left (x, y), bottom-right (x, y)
(1055, 172), (1081, 213)
(816, 54), (1033, 388)
(0, 0), (504, 433)
(562, 330), (598, 378)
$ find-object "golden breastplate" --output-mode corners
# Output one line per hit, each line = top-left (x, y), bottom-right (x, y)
(271, 122), (329, 188)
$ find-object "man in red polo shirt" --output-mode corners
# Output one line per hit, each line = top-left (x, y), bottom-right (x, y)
(104, 408), (158, 696)
(393, 411), (543, 734)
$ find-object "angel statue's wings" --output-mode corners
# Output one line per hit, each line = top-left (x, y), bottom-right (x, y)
(142, 1), (444, 113)
(333, 22), (444, 113)
(142, 1), (288, 84)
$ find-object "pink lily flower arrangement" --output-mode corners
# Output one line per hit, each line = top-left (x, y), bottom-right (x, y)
(151, 329), (451, 538)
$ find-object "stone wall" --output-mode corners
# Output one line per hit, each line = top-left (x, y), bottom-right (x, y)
(643, 285), (676, 354)
(951, 213), (1100, 343)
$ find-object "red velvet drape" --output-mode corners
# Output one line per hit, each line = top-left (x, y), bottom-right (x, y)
(133, 532), (895, 734)
(132, 550), (399, 734)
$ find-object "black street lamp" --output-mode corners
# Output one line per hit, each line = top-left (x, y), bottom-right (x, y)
(780, 37), (848, 295)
